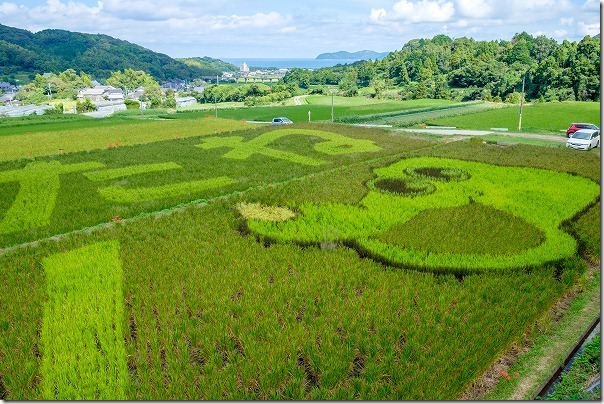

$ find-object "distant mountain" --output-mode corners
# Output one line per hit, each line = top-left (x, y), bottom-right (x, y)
(315, 50), (390, 60)
(0, 23), (235, 81)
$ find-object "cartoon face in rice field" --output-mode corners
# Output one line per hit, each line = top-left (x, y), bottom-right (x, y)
(239, 157), (599, 274)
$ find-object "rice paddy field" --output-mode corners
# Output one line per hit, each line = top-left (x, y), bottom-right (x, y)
(0, 102), (600, 400)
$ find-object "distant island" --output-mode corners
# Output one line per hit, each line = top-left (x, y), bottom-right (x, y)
(315, 50), (390, 60)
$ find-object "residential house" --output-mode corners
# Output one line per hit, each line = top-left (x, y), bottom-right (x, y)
(92, 100), (127, 114)
(0, 82), (18, 93)
(77, 85), (124, 102)
(126, 87), (145, 101)
(0, 93), (16, 105)
(77, 87), (106, 102)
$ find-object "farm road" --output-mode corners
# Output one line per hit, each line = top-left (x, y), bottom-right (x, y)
(399, 128), (567, 143)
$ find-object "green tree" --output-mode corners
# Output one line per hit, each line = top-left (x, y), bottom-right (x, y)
(107, 69), (159, 93)
(338, 70), (358, 96)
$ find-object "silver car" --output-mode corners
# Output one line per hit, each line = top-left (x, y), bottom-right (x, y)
(271, 117), (293, 125)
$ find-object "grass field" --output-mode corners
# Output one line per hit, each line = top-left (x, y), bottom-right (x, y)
(0, 102), (600, 400)
(426, 101), (601, 133)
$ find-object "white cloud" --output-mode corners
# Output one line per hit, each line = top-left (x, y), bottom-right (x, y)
(0, 2), (19, 15)
(369, 7), (388, 22)
(455, 0), (495, 18)
(578, 21), (600, 36)
(0, 0), (600, 59)
(101, 0), (184, 21)
(370, 0), (455, 24)
(209, 12), (292, 30)
(560, 17), (574, 26)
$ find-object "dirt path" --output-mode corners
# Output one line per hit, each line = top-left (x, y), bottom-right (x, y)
(398, 128), (567, 143)
(459, 263), (601, 400)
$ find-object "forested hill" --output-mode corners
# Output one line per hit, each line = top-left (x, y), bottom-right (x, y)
(177, 57), (238, 74)
(285, 33), (600, 102)
(0, 23), (235, 81)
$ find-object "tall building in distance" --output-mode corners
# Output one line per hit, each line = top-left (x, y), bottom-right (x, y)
(240, 62), (250, 73)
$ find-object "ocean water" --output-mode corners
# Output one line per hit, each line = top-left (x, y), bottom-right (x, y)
(222, 58), (358, 69)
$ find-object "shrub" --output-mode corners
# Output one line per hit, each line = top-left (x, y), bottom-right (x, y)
(124, 99), (139, 109)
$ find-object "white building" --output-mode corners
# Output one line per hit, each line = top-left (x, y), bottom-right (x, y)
(240, 62), (250, 73)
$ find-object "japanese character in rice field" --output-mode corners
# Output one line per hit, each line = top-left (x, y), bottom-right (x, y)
(0, 161), (104, 234)
(84, 162), (236, 203)
(197, 128), (381, 166)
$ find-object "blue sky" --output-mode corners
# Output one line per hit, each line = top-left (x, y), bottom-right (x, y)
(0, 0), (600, 58)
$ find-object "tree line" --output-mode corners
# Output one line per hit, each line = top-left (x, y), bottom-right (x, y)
(282, 32), (600, 102)
(11, 32), (600, 110)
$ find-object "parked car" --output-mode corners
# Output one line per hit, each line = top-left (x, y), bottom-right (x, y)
(565, 129), (600, 150)
(566, 123), (599, 137)
(271, 117), (293, 125)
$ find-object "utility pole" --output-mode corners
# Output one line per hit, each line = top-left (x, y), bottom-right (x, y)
(331, 91), (334, 122)
(517, 75), (525, 132)
(215, 75), (219, 118)
(47, 83), (52, 100)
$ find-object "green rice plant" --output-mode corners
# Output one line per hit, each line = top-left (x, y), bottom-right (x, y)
(0, 160), (104, 234)
(0, 149), (594, 400)
(197, 128), (381, 166)
(360, 102), (504, 127)
(0, 123), (428, 249)
(84, 162), (182, 182)
(98, 176), (236, 203)
(337, 101), (487, 124)
(367, 177), (436, 197)
(576, 202), (601, 257)
(0, 117), (250, 162)
(41, 241), (127, 400)
(244, 157), (599, 273)
(376, 203), (544, 255)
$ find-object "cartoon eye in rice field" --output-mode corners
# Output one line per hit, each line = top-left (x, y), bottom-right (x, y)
(238, 157), (599, 275)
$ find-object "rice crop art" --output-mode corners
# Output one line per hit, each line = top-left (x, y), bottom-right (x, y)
(197, 128), (381, 166)
(40, 241), (127, 400)
(84, 163), (235, 203)
(241, 157), (600, 274)
(0, 161), (103, 234)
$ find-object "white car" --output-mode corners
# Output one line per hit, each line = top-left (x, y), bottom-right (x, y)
(565, 129), (600, 150)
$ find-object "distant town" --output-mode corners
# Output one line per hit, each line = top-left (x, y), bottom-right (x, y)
(0, 62), (292, 117)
